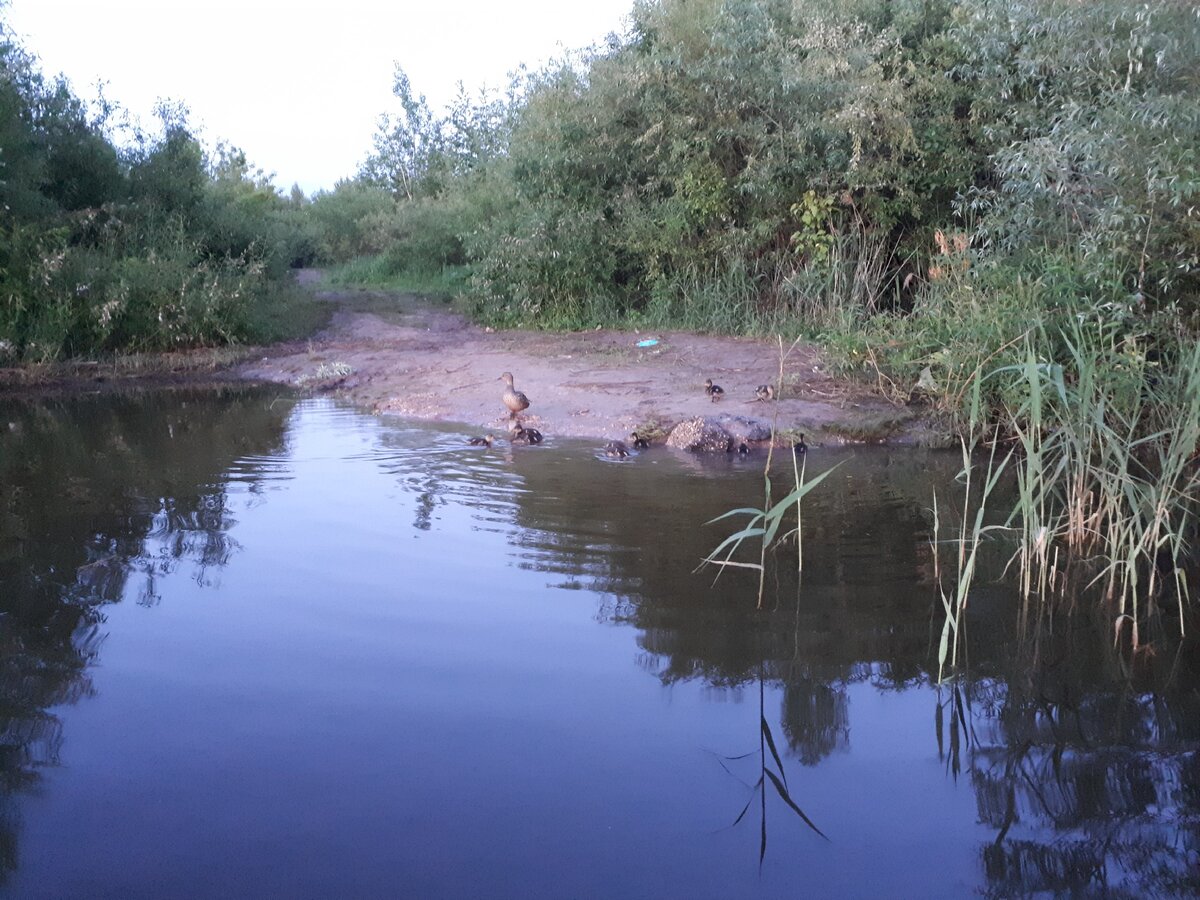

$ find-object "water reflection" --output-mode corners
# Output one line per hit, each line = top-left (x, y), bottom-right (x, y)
(497, 436), (1200, 893)
(0, 386), (293, 883)
(0, 394), (1196, 896)
(952, 630), (1200, 897)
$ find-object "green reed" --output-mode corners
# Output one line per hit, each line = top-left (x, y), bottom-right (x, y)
(702, 338), (840, 607)
(935, 319), (1199, 674)
(1002, 323), (1200, 644)
(932, 370), (1013, 682)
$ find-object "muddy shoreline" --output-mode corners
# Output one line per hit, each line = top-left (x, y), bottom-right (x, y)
(2, 273), (933, 446)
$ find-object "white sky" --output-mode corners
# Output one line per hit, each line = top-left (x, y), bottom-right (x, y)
(5, 0), (634, 195)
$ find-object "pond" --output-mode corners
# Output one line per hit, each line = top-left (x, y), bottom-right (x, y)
(0, 389), (1197, 897)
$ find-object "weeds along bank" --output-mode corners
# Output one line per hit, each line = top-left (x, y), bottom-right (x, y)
(0, 22), (321, 363)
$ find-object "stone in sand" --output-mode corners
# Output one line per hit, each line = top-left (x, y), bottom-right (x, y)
(715, 415), (772, 443)
(665, 417), (734, 452)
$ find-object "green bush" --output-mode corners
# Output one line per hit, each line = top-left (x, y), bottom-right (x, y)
(305, 180), (398, 263)
(0, 17), (319, 361)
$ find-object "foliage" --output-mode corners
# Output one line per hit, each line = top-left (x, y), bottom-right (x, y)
(952, 0), (1200, 306)
(325, 254), (469, 297)
(0, 16), (315, 360)
(360, 68), (441, 201)
(305, 180), (399, 262)
(329, 0), (1195, 347)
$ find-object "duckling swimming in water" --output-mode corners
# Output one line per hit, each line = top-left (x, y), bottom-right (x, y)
(467, 434), (495, 447)
(703, 378), (725, 402)
(630, 431), (650, 449)
(507, 419), (543, 444)
(793, 433), (808, 456)
(754, 384), (775, 402)
(605, 440), (631, 458)
(499, 372), (530, 418)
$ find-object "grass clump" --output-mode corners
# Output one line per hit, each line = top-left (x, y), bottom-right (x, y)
(1001, 327), (1200, 645)
(325, 255), (469, 299)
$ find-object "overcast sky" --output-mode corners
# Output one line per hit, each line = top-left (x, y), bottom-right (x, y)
(6, 0), (634, 195)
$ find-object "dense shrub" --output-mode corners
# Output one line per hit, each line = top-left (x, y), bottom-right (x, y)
(304, 180), (398, 262)
(342, 0), (1195, 338)
(0, 19), (315, 360)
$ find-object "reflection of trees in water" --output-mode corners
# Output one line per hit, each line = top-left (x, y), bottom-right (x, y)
(503, 444), (1200, 894)
(132, 495), (243, 603)
(507, 447), (957, 770)
(0, 387), (291, 883)
(938, 623), (1200, 897)
(780, 675), (849, 766)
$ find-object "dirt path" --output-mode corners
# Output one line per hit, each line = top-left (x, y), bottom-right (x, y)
(235, 273), (924, 446)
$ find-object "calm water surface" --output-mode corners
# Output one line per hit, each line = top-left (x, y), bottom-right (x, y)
(0, 389), (1197, 898)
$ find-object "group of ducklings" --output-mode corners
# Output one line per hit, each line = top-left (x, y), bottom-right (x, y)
(603, 431), (650, 459)
(474, 371), (806, 457)
(467, 419), (543, 448)
(704, 378), (776, 404)
(706, 376), (807, 456)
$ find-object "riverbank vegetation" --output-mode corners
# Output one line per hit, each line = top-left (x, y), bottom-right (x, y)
(326, 0), (1197, 413)
(0, 16), (322, 363)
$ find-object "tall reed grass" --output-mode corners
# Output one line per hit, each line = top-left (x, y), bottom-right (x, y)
(1001, 323), (1199, 645)
(931, 371), (1013, 682)
(934, 319), (1199, 677)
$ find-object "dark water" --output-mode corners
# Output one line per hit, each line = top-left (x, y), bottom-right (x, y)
(0, 389), (1197, 898)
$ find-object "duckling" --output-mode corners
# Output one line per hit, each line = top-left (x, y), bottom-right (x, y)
(605, 440), (630, 458)
(754, 384), (775, 402)
(467, 434), (495, 447)
(793, 433), (808, 456)
(630, 431), (650, 450)
(703, 378), (725, 402)
(499, 372), (530, 418)
(507, 419), (543, 445)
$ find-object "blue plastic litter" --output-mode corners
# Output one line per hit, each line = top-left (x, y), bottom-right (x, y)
(636, 338), (660, 347)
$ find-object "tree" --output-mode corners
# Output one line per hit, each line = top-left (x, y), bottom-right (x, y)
(361, 66), (441, 201)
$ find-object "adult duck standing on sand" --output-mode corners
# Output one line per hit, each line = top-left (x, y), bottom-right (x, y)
(500, 372), (530, 419)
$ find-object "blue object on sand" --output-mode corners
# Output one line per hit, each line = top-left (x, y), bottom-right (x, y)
(636, 338), (659, 347)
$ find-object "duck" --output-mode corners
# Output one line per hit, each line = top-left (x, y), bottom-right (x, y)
(630, 431), (650, 450)
(793, 433), (808, 456)
(703, 378), (725, 402)
(754, 384), (775, 402)
(499, 372), (530, 418)
(507, 420), (543, 444)
(467, 434), (495, 447)
(605, 440), (630, 458)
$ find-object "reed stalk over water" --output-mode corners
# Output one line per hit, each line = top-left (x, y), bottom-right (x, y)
(1001, 325), (1200, 644)
(932, 373), (1012, 682)
(936, 321), (1198, 673)
(702, 338), (838, 607)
